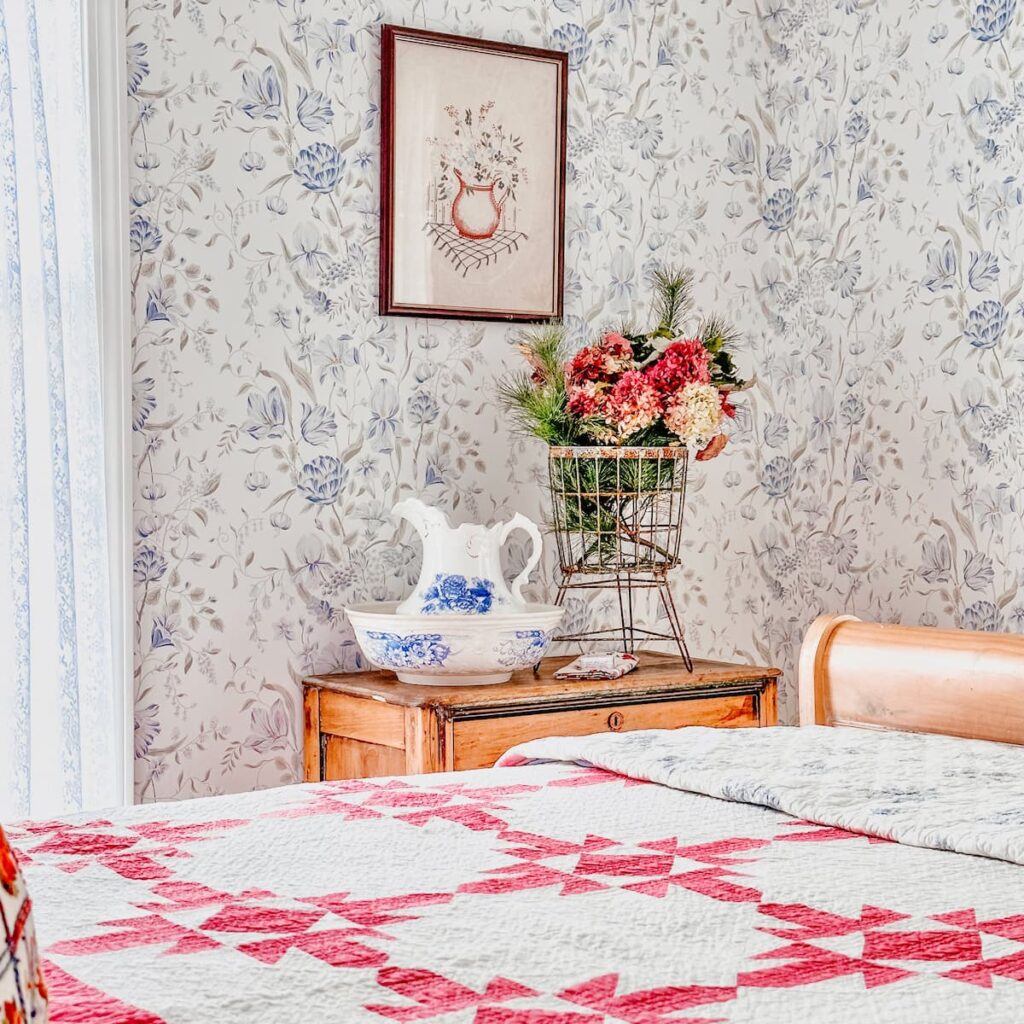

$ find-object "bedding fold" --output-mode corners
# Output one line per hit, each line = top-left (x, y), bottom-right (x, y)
(499, 724), (1024, 866)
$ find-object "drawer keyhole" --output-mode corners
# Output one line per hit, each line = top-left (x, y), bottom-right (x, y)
(607, 711), (624, 731)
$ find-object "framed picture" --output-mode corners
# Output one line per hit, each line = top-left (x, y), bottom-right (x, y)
(379, 25), (568, 322)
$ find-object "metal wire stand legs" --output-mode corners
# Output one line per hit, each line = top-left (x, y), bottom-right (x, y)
(552, 571), (694, 671)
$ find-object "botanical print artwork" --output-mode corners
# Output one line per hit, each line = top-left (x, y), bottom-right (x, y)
(129, 0), (1024, 801)
(426, 100), (528, 277)
(382, 27), (565, 319)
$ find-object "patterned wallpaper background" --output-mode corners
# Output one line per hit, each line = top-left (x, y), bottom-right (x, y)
(127, 0), (1024, 800)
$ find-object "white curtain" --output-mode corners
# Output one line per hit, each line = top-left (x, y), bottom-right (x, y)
(0, 0), (125, 819)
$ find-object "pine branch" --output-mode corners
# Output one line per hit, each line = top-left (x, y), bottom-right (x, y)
(512, 321), (568, 384)
(652, 268), (693, 337)
(496, 368), (581, 445)
(698, 315), (742, 354)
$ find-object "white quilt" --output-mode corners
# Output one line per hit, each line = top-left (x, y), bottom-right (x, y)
(7, 724), (1024, 1023)
(501, 724), (1024, 865)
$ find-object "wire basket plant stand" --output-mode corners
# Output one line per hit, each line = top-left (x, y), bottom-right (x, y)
(547, 446), (693, 672)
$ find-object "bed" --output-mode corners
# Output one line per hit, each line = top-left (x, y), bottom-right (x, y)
(9, 615), (1024, 1022)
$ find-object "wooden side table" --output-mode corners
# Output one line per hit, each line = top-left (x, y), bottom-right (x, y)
(303, 653), (780, 782)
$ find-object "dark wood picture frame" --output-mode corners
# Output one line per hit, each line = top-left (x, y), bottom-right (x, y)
(379, 24), (568, 322)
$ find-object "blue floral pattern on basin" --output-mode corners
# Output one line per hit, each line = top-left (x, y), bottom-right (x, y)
(495, 629), (554, 667)
(364, 632), (451, 669)
(420, 574), (496, 614)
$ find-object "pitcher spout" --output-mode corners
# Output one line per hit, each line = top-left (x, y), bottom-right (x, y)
(392, 498), (452, 541)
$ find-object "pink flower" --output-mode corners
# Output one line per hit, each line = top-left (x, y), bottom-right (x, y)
(644, 338), (711, 395)
(566, 332), (634, 387)
(601, 332), (633, 371)
(604, 370), (663, 438)
(567, 381), (604, 417)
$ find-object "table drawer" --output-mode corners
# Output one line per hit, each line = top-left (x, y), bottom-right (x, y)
(452, 693), (757, 770)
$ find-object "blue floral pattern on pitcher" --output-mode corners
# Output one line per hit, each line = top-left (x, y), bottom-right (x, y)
(364, 631), (451, 668)
(420, 574), (496, 614)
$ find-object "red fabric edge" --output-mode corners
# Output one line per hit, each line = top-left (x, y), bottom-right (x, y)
(41, 960), (166, 1024)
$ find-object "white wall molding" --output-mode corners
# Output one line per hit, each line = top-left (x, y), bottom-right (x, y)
(84, 0), (132, 805)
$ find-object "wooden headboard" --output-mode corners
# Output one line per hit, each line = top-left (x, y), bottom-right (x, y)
(798, 614), (1024, 745)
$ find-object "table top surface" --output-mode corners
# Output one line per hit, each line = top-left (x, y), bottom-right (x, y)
(306, 652), (781, 710)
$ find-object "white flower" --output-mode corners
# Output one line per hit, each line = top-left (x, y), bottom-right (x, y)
(663, 383), (722, 450)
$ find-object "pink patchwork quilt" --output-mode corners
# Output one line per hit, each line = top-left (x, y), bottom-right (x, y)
(9, 725), (1024, 1023)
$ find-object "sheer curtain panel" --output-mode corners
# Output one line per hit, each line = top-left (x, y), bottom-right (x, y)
(0, 0), (128, 818)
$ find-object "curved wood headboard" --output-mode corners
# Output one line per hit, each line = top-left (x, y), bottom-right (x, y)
(798, 614), (1024, 745)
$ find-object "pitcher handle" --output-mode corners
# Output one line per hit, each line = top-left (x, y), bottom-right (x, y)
(500, 513), (543, 605)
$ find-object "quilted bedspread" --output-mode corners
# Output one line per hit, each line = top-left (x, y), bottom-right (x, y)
(8, 725), (1024, 1023)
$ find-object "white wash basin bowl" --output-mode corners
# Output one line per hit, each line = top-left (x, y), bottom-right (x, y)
(344, 602), (565, 685)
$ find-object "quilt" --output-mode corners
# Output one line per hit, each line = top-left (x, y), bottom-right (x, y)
(7, 725), (1024, 1023)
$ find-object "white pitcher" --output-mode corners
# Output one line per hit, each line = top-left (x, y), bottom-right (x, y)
(393, 498), (543, 616)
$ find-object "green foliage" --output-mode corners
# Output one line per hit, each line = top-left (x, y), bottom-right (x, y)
(698, 315), (741, 354)
(651, 268), (693, 338)
(522, 321), (567, 383)
(625, 328), (656, 365)
(496, 369), (581, 445)
(550, 453), (683, 565)
(496, 322), (581, 444)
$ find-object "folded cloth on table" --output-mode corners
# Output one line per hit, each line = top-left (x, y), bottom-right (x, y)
(554, 652), (638, 680)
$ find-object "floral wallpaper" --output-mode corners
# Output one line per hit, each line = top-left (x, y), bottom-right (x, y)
(127, 0), (1024, 800)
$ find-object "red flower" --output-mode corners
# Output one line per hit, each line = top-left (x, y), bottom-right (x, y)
(720, 391), (736, 418)
(3, 1001), (23, 1024)
(644, 338), (711, 395)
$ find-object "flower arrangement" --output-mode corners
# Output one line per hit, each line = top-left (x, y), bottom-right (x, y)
(498, 269), (747, 460)
(498, 270), (751, 595)
(427, 101), (526, 203)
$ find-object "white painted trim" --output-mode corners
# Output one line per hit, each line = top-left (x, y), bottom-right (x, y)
(83, 0), (133, 805)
